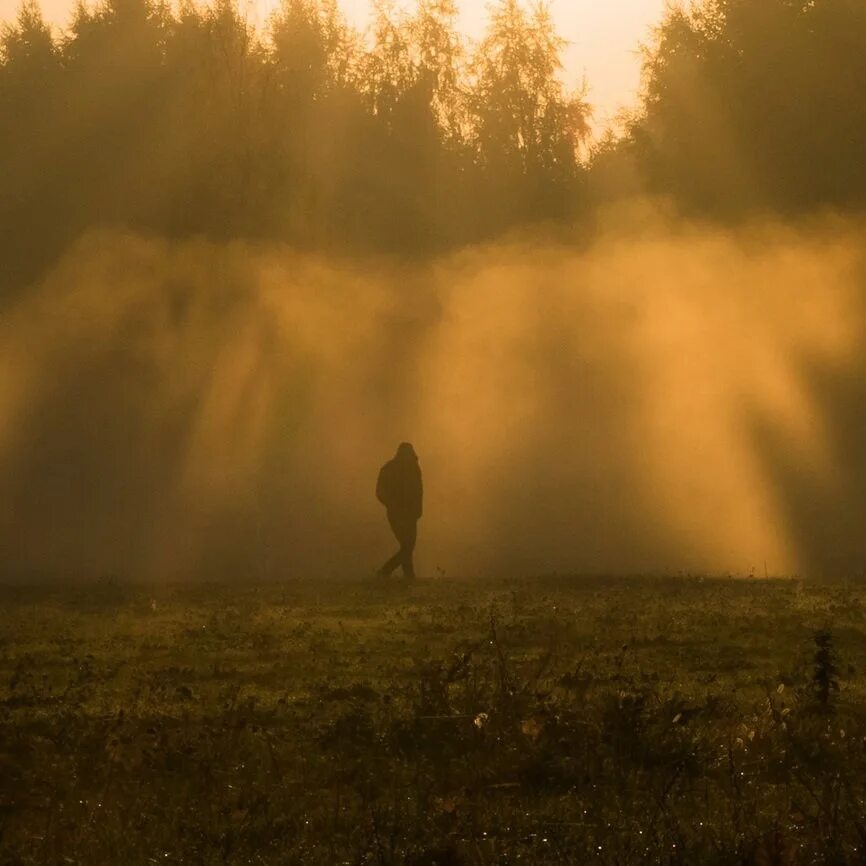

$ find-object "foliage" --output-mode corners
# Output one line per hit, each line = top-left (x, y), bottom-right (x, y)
(812, 628), (839, 711)
(628, 0), (866, 215)
(4, 0), (866, 297)
(0, 0), (587, 297)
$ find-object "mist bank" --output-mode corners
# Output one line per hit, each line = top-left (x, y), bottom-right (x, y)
(2, 218), (865, 580)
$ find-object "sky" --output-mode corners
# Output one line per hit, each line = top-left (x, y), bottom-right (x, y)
(0, 0), (669, 122)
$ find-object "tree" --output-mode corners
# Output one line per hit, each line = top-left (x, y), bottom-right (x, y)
(631, 0), (866, 215)
(0, 2), (62, 293)
(469, 0), (590, 227)
(0, 0), (599, 293)
(266, 0), (363, 243)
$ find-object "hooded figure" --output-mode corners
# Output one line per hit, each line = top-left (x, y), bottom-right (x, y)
(376, 442), (423, 578)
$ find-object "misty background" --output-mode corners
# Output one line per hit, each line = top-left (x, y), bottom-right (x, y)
(2, 0), (866, 579)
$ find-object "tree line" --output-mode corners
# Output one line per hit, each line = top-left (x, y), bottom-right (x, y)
(0, 0), (588, 292)
(2, 0), (866, 295)
(617, 0), (866, 217)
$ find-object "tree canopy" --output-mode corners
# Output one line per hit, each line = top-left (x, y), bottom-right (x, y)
(0, 0), (588, 295)
(624, 0), (866, 215)
(3, 0), (866, 297)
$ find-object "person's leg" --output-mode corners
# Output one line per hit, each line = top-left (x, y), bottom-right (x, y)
(380, 510), (405, 577)
(385, 511), (418, 578)
(379, 550), (402, 577)
(398, 519), (417, 578)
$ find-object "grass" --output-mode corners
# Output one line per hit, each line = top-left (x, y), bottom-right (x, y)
(2, 576), (866, 864)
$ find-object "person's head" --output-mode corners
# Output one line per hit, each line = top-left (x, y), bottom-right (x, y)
(396, 442), (417, 461)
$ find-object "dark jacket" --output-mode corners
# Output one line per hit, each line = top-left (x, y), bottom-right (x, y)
(377, 452), (423, 519)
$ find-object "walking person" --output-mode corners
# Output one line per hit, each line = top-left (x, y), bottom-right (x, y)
(376, 442), (423, 578)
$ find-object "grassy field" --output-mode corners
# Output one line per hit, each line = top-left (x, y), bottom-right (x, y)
(2, 576), (866, 864)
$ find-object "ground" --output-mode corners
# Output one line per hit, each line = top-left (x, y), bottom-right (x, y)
(2, 576), (866, 864)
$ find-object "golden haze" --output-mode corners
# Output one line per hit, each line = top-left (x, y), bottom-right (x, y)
(0, 213), (862, 579)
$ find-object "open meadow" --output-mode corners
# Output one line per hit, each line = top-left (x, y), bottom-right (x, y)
(2, 576), (866, 864)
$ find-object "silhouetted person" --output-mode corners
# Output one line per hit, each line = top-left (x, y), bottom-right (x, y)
(377, 442), (423, 578)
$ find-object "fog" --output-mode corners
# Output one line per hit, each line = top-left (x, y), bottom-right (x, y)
(2, 215), (865, 580)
